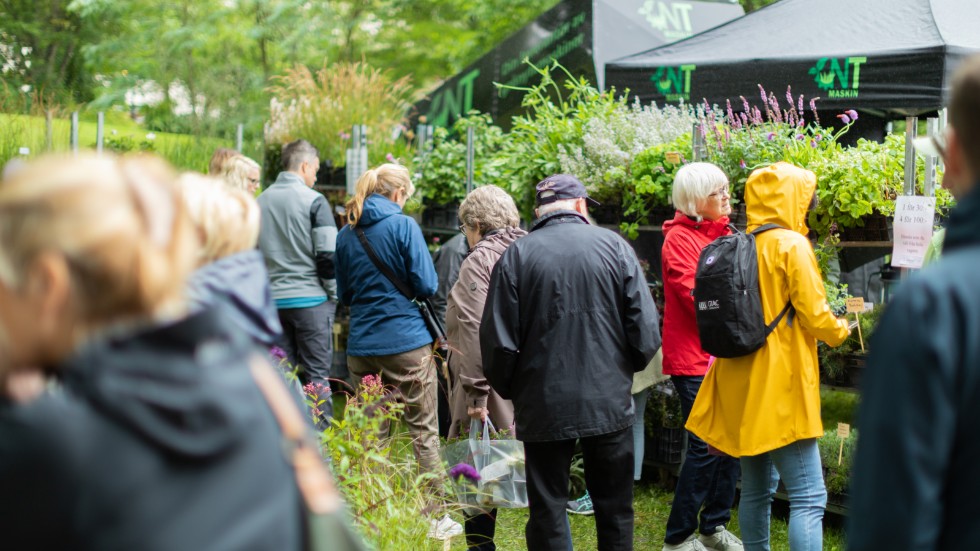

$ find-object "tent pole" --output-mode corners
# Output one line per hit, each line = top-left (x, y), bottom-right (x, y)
(903, 116), (917, 196)
(924, 118), (938, 197)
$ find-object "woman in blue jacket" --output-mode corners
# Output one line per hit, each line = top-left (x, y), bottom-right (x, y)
(335, 164), (461, 540)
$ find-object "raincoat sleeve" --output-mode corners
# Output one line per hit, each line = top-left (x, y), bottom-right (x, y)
(450, 257), (492, 409)
(848, 281), (955, 550)
(480, 255), (520, 400)
(621, 240), (662, 371)
(403, 219), (438, 299)
(662, 231), (703, 304)
(784, 237), (849, 346)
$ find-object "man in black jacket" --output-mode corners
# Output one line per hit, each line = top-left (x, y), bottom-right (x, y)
(480, 174), (661, 551)
(849, 54), (980, 550)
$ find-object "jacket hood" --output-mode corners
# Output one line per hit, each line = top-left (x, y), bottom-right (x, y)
(744, 162), (816, 236)
(662, 210), (731, 239)
(186, 250), (282, 347)
(359, 193), (403, 226)
(472, 227), (527, 257)
(61, 310), (260, 459)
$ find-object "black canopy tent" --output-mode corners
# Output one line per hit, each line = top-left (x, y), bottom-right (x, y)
(605, 0), (980, 118)
(410, 0), (743, 130)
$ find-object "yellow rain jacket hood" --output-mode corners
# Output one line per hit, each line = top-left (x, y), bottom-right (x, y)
(686, 162), (850, 457)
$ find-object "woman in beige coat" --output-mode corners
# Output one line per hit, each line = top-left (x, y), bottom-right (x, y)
(446, 184), (526, 551)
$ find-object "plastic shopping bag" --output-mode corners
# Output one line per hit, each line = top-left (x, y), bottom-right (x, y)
(441, 419), (528, 508)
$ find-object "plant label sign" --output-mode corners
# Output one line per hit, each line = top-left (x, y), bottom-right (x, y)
(892, 196), (936, 269)
(845, 297), (865, 313)
(665, 152), (682, 164)
(837, 422), (851, 439)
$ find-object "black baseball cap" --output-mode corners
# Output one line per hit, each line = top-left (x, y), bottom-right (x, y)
(535, 174), (600, 206)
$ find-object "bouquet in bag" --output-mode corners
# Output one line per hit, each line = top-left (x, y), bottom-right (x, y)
(442, 419), (528, 508)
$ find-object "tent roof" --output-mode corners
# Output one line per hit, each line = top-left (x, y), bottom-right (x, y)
(606, 0), (980, 115)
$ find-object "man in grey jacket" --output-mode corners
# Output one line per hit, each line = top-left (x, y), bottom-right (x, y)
(257, 139), (338, 419)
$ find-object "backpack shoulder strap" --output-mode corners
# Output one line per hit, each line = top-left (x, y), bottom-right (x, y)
(354, 227), (415, 301)
(749, 223), (785, 236)
(764, 301), (795, 337)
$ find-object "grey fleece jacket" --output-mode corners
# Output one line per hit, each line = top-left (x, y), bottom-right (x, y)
(257, 171), (338, 301)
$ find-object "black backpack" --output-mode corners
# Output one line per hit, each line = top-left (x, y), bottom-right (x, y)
(693, 223), (794, 358)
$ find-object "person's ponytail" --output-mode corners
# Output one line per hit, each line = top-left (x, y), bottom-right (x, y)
(344, 164), (414, 226)
(345, 168), (378, 227)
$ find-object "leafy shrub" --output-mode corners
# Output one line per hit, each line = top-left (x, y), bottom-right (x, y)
(620, 133), (692, 239)
(818, 427), (858, 498)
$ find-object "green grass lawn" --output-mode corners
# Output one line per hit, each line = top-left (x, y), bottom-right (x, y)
(424, 481), (847, 550)
(0, 112), (247, 172)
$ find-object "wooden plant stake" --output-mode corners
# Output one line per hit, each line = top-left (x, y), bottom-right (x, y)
(837, 422), (851, 465)
(845, 297), (866, 352)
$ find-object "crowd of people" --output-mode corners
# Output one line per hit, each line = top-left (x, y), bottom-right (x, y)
(1, 54), (980, 551)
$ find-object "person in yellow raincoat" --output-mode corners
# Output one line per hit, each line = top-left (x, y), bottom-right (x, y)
(685, 162), (850, 551)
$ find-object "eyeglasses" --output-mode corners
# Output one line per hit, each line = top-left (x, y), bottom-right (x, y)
(458, 224), (467, 234)
(709, 186), (731, 198)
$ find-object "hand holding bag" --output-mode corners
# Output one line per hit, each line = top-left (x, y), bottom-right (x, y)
(442, 419), (528, 509)
(355, 227), (448, 352)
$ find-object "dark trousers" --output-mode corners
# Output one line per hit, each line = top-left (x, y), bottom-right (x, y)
(664, 375), (741, 544)
(278, 301), (335, 421)
(524, 427), (634, 551)
(464, 508), (497, 551)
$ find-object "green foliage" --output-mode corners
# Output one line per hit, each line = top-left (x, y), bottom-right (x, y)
(620, 134), (692, 239)
(819, 303), (884, 381)
(321, 375), (446, 549)
(496, 61), (626, 219)
(817, 428), (858, 497)
(413, 113), (509, 206)
(644, 381), (684, 432)
(265, 62), (415, 170)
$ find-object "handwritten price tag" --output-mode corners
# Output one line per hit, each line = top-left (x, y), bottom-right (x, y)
(837, 422), (851, 439)
(665, 152), (681, 164)
(846, 297), (865, 313)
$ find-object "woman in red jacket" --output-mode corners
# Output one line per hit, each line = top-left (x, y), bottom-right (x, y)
(661, 163), (742, 551)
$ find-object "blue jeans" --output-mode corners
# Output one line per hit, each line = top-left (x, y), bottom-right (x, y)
(632, 389), (650, 481)
(740, 439), (826, 551)
(664, 376), (740, 544)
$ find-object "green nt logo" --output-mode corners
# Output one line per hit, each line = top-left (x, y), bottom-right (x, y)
(652, 65), (696, 102)
(808, 57), (867, 99)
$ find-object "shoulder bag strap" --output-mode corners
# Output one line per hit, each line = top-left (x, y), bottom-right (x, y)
(249, 357), (342, 516)
(354, 227), (415, 301)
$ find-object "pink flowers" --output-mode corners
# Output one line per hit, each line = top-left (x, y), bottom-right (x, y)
(837, 109), (858, 125)
(269, 346), (287, 363)
(385, 153), (396, 163)
(362, 374), (382, 389)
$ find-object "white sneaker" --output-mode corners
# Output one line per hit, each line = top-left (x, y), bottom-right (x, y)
(698, 526), (743, 551)
(663, 533), (710, 551)
(427, 514), (463, 540)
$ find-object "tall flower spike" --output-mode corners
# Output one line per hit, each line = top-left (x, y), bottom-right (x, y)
(726, 99), (735, 124)
(740, 95), (751, 115)
(798, 95), (805, 117)
(809, 97), (821, 126)
(785, 86), (794, 110)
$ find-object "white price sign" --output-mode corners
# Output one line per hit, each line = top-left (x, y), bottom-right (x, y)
(891, 196), (936, 269)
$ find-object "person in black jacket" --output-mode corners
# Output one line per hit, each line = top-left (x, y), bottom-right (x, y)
(848, 54), (980, 550)
(0, 154), (355, 551)
(480, 174), (661, 551)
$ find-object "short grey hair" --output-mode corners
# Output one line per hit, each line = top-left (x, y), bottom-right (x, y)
(281, 139), (319, 172)
(672, 162), (728, 220)
(458, 185), (520, 234)
(535, 198), (581, 217)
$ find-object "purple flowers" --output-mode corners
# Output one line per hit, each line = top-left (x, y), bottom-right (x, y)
(838, 114), (851, 124)
(766, 132), (775, 141)
(270, 346), (287, 362)
(837, 110), (858, 125)
(739, 159), (747, 169)
(449, 463), (481, 483)
(385, 153), (396, 163)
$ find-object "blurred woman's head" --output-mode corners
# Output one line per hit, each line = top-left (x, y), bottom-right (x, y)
(345, 163), (414, 226)
(458, 185), (520, 248)
(177, 173), (260, 266)
(221, 155), (261, 195)
(0, 154), (198, 371)
(672, 162), (732, 222)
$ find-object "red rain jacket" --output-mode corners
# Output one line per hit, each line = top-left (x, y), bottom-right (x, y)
(660, 211), (731, 376)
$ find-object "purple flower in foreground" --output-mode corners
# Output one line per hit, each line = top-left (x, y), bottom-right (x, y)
(796, 134), (805, 140)
(846, 109), (859, 121)
(739, 159), (747, 169)
(766, 132), (775, 141)
(270, 346), (287, 362)
(837, 114), (851, 124)
(449, 463), (481, 482)
(810, 140), (818, 148)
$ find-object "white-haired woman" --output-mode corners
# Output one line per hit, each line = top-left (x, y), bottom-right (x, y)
(660, 162), (742, 551)
(0, 154), (356, 550)
(446, 184), (526, 551)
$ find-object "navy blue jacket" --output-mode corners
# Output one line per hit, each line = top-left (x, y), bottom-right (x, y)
(336, 194), (438, 356)
(849, 183), (980, 550)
